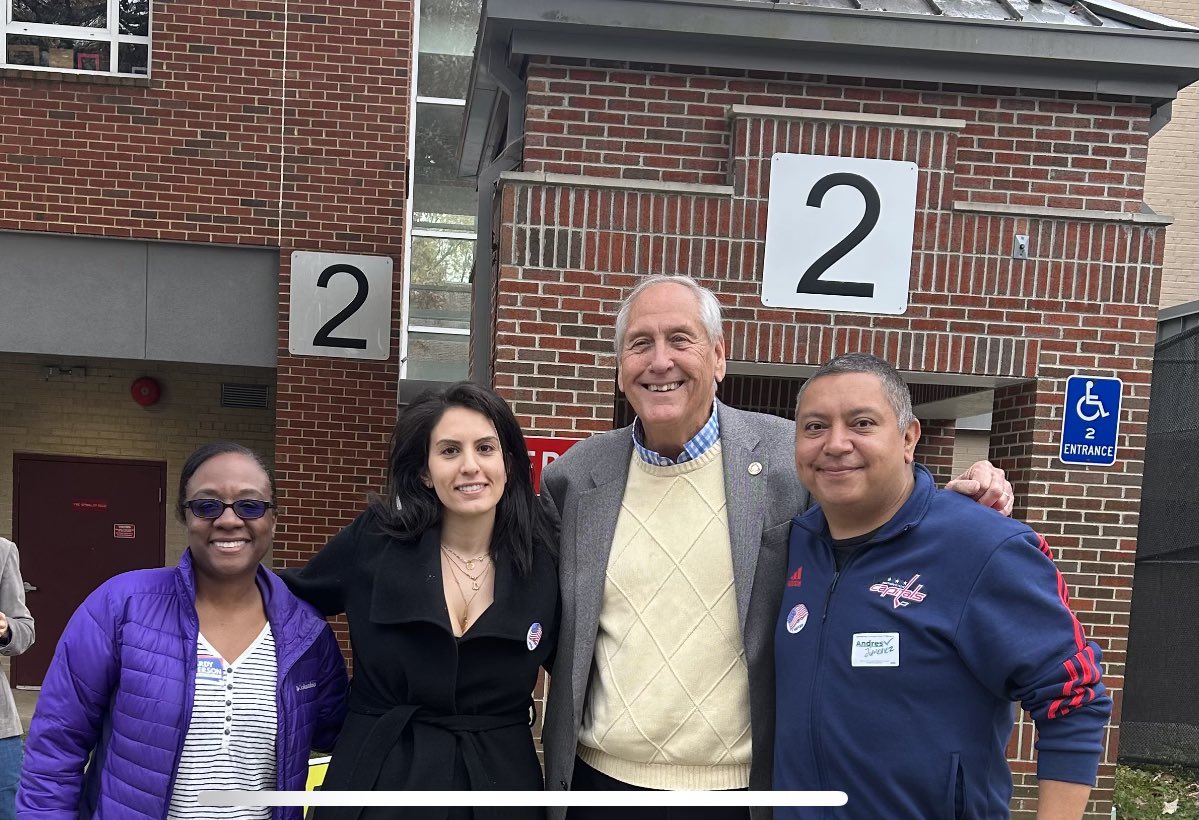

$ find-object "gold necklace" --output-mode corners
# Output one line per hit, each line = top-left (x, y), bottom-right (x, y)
(441, 544), (491, 573)
(445, 557), (491, 590)
(442, 553), (492, 631)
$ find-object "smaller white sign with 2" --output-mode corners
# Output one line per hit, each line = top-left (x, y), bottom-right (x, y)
(289, 251), (394, 360)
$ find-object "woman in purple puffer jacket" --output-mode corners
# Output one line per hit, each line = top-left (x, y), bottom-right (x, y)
(17, 442), (348, 820)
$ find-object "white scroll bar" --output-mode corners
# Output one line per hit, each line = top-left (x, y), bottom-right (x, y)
(199, 790), (848, 808)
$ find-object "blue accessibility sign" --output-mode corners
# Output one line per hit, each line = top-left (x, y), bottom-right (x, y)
(1059, 375), (1122, 466)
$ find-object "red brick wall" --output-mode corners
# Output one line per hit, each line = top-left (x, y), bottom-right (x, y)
(0, 0), (413, 652)
(914, 419), (957, 486)
(523, 59), (1149, 212)
(495, 59), (1163, 817)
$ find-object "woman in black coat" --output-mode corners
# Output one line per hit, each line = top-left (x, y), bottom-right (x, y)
(283, 382), (559, 820)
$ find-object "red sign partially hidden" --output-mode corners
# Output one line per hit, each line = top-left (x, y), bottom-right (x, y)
(72, 499), (109, 512)
(526, 436), (583, 494)
(113, 524), (136, 539)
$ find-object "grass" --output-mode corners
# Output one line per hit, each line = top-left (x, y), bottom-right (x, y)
(1116, 764), (1199, 819)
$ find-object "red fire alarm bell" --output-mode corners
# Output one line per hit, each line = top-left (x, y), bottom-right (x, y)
(131, 377), (161, 407)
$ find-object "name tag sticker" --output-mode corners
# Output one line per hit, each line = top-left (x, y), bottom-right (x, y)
(196, 655), (224, 682)
(851, 632), (899, 667)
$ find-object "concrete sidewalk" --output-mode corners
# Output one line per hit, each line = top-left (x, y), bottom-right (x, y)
(12, 687), (37, 732)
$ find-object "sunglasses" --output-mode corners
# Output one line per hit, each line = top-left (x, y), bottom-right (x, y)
(182, 499), (276, 520)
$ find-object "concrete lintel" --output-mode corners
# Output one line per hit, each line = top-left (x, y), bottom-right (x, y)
(729, 104), (967, 131)
(498, 171), (734, 197)
(951, 200), (1175, 225)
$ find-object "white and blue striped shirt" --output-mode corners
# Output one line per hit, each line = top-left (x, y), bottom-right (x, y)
(167, 625), (278, 819)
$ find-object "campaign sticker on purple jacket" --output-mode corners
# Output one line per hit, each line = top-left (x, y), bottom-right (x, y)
(527, 622), (543, 651)
(786, 603), (809, 634)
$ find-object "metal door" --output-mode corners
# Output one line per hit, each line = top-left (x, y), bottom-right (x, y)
(12, 454), (166, 686)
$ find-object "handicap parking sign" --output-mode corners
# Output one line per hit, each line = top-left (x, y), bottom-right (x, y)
(1059, 375), (1123, 466)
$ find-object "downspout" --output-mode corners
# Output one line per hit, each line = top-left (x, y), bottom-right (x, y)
(471, 49), (527, 386)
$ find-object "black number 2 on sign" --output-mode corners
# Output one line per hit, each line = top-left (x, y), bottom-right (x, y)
(288, 251), (393, 360)
(797, 173), (879, 299)
(760, 153), (917, 316)
(313, 265), (369, 350)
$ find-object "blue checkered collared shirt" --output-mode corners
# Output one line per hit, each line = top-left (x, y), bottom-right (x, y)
(632, 402), (721, 466)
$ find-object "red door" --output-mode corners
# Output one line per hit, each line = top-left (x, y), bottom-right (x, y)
(12, 454), (166, 686)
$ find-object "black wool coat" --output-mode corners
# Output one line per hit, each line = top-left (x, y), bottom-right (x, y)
(282, 509), (559, 820)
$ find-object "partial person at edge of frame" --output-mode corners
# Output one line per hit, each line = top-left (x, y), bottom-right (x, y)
(538, 274), (1015, 820)
(17, 441), (348, 820)
(774, 352), (1110, 820)
(281, 381), (559, 820)
(0, 536), (34, 820)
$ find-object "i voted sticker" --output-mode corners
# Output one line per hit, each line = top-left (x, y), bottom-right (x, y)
(197, 655), (224, 682)
(786, 603), (809, 634)
(526, 622), (543, 651)
(851, 632), (899, 667)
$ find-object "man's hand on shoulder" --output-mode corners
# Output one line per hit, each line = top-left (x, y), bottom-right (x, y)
(945, 460), (1014, 516)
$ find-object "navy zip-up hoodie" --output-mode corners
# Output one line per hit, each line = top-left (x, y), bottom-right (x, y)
(774, 464), (1111, 819)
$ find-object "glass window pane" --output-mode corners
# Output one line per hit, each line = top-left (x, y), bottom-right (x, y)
(417, 51), (474, 101)
(12, 0), (108, 27)
(418, 0), (480, 52)
(412, 183), (476, 231)
(414, 102), (472, 189)
(120, 0), (150, 35)
(5, 35), (109, 70)
(118, 42), (148, 74)
(409, 284), (470, 330)
(406, 332), (469, 382)
(410, 235), (474, 288)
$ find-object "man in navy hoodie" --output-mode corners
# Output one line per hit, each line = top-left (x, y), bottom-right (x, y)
(774, 353), (1111, 819)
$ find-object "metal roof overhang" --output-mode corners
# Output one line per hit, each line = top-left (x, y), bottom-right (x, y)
(459, 0), (1199, 176)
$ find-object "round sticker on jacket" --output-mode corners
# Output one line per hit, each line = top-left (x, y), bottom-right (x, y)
(527, 622), (543, 650)
(786, 603), (809, 634)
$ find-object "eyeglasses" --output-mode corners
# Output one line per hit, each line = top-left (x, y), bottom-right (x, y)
(182, 499), (276, 520)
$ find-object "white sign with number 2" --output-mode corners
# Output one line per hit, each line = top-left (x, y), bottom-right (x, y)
(761, 153), (918, 316)
(288, 251), (394, 360)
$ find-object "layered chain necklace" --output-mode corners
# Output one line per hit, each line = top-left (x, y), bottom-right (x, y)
(441, 545), (493, 632)
(441, 544), (490, 579)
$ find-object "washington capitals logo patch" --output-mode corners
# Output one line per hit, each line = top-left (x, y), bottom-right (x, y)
(869, 574), (928, 609)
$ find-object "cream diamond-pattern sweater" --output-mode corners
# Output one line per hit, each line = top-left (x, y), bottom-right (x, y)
(576, 443), (752, 789)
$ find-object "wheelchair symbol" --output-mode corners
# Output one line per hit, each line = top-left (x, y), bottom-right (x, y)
(1075, 380), (1110, 422)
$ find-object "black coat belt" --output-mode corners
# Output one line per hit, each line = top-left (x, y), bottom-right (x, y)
(330, 695), (531, 820)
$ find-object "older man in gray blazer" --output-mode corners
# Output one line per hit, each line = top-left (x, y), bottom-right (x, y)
(538, 275), (1011, 820)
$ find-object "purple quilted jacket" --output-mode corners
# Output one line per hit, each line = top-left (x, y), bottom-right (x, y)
(17, 551), (348, 820)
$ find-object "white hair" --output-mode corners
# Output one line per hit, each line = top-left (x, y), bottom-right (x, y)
(612, 275), (723, 354)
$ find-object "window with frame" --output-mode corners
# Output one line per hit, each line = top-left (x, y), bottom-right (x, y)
(402, 0), (481, 382)
(4, 0), (149, 75)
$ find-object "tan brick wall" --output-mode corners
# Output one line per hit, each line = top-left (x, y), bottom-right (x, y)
(0, 353), (274, 567)
(953, 429), (993, 477)
(1141, 0), (1199, 308)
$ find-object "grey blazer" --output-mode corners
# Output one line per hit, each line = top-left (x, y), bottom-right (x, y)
(538, 403), (806, 817)
(0, 537), (35, 740)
